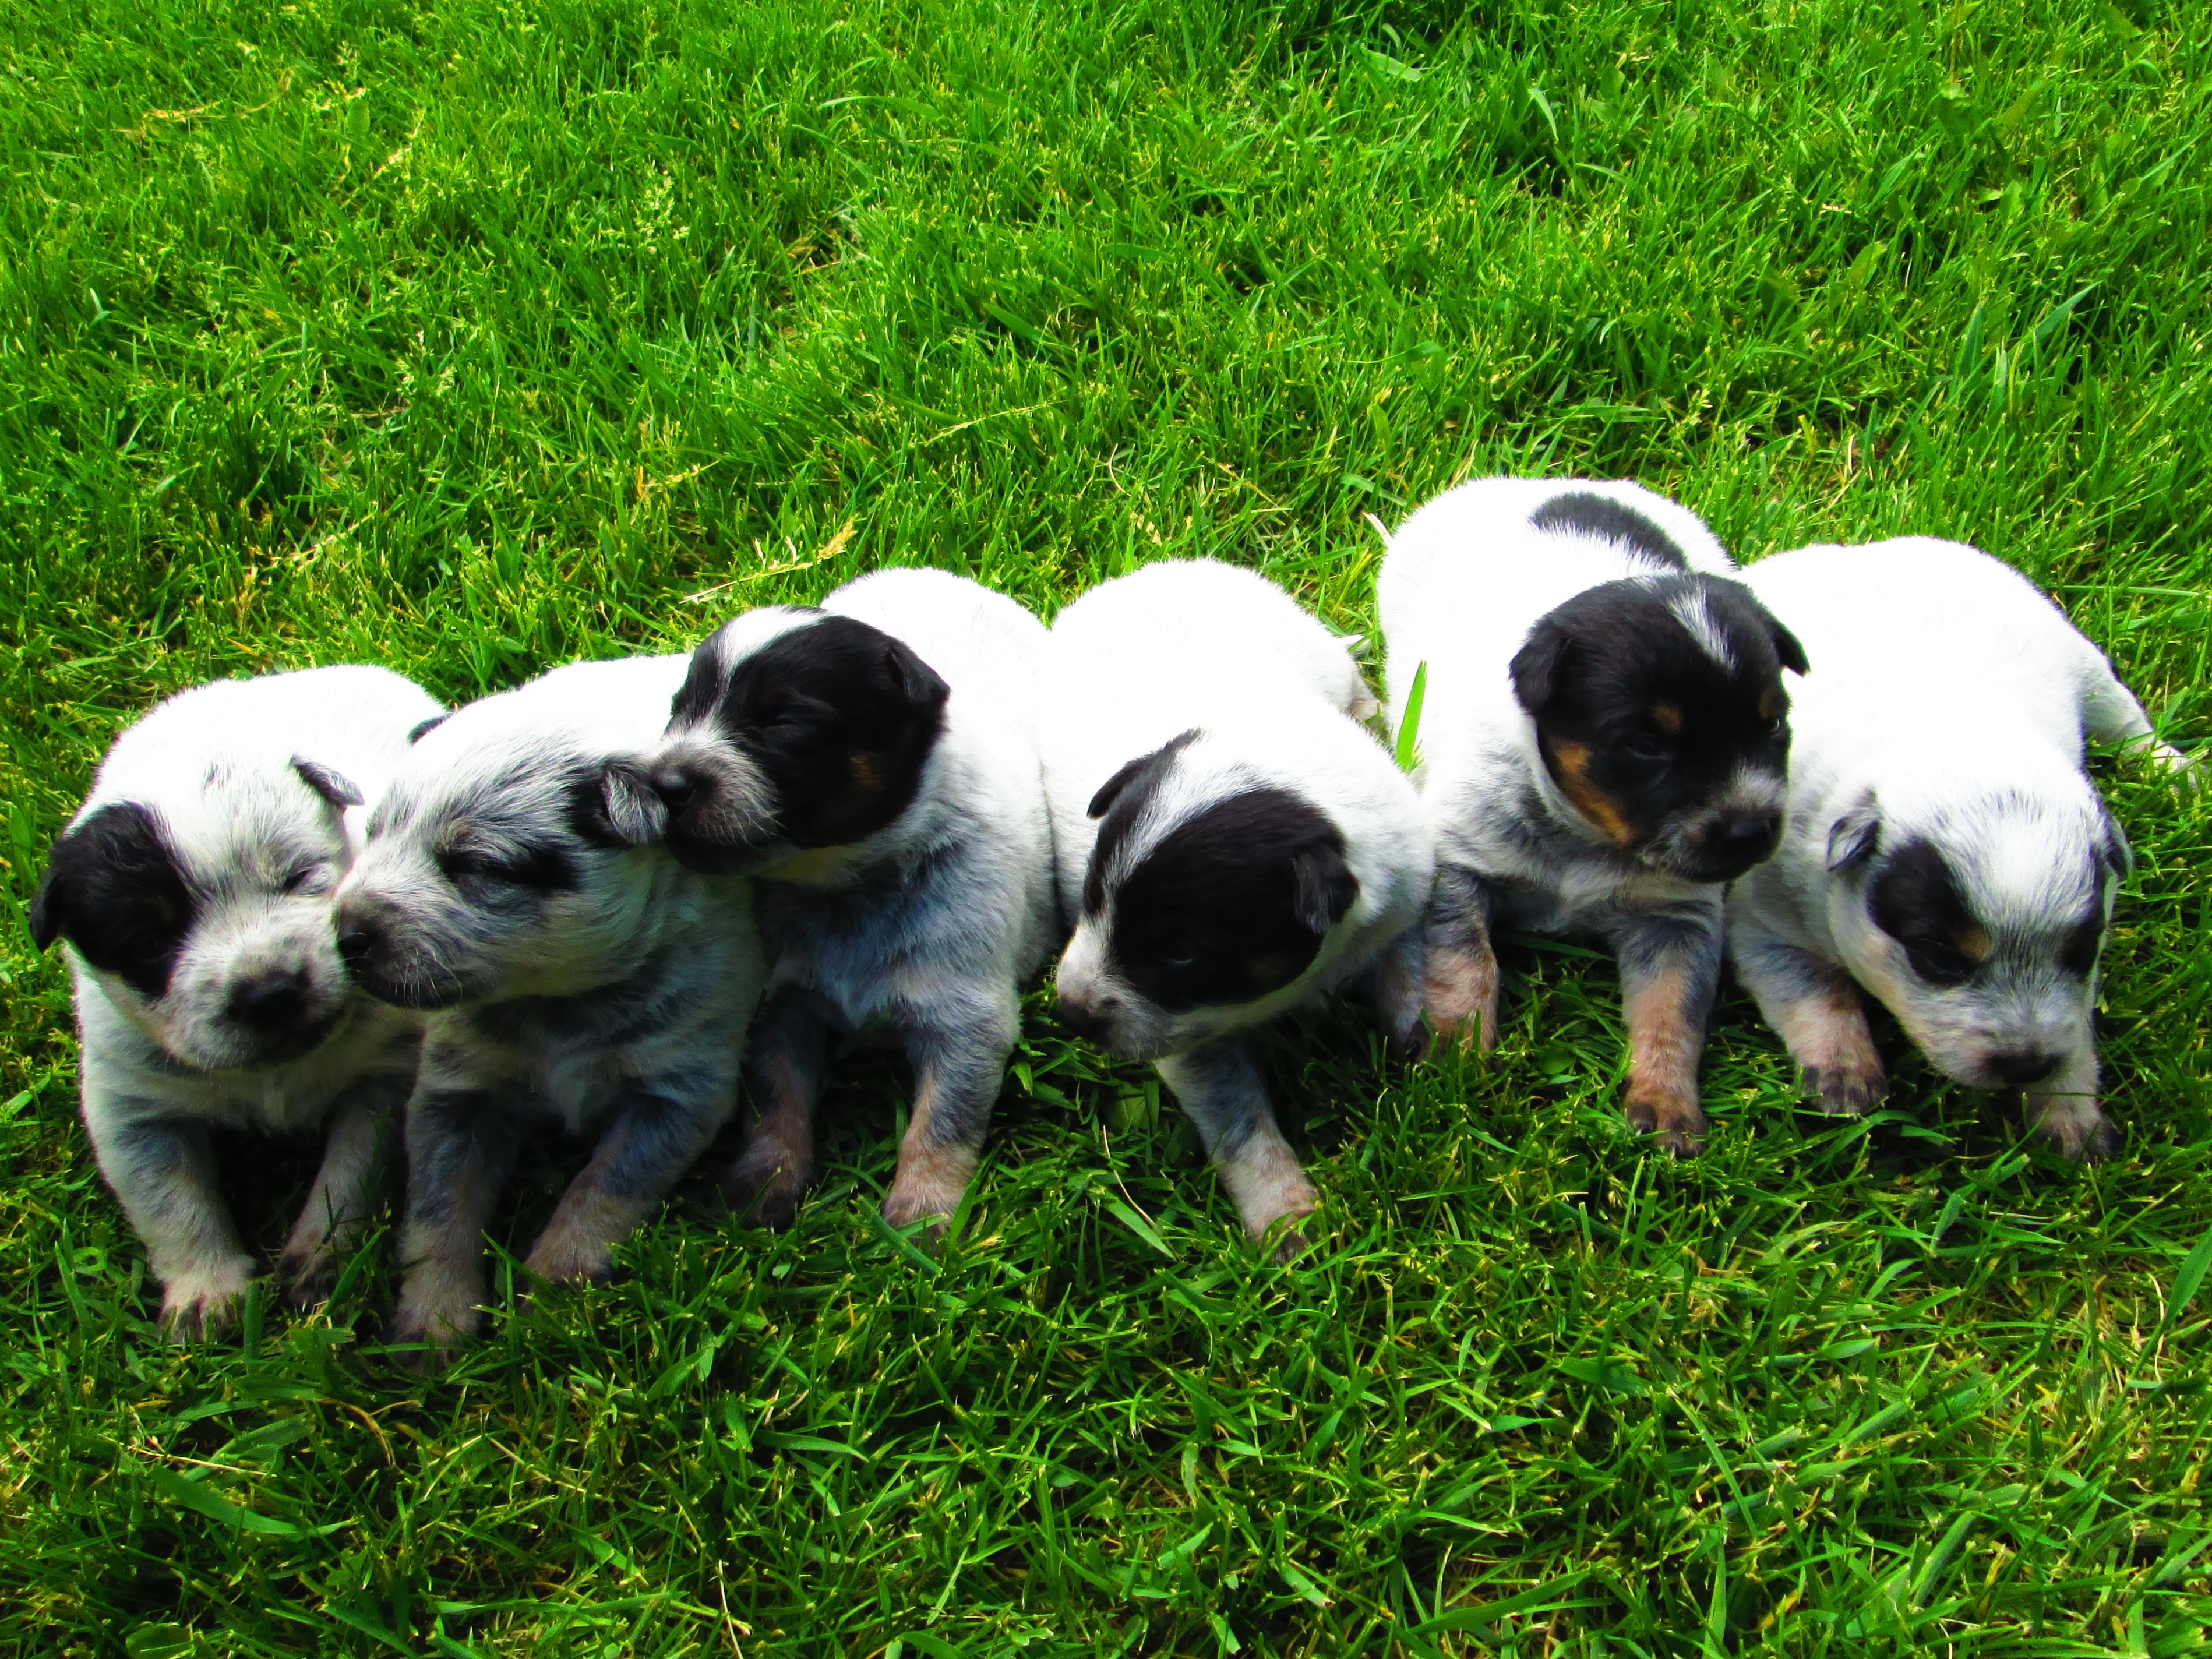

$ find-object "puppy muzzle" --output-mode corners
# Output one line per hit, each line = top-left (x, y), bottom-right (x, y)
(650, 739), (779, 873)
(335, 899), (475, 1011)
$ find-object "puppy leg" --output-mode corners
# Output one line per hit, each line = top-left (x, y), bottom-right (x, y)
(2024, 1047), (2116, 1162)
(90, 1112), (257, 1339)
(1423, 865), (1500, 1053)
(525, 1088), (729, 1284)
(1615, 908), (1724, 1156)
(1360, 924), (1430, 1063)
(1731, 931), (1887, 1117)
(1156, 1039), (1315, 1262)
(2081, 658), (2194, 772)
(722, 988), (834, 1229)
(277, 1076), (403, 1307)
(882, 990), (1018, 1230)
(391, 1089), (516, 1367)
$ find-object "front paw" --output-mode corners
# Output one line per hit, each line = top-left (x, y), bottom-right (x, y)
(2029, 1096), (2119, 1163)
(160, 1255), (259, 1341)
(1622, 1085), (1707, 1157)
(521, 1231), (615, 1287)
(276, 1244), (341, 1309)
(388, 1262), (484, 1371)
(1801, 1062), (1886, 1118)
(1424, 949), (1499, 1054)
(720, 1142), (811, 1230)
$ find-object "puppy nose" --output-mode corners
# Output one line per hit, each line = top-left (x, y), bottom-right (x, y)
(1713, 810), (1782, 853)
(1057, 995), (1112, 1044)
(229, 970), (310, 1030)
(335, 919), (377, 970)
(1991, 1049), (2062, 1086)
(652, 768), (701, 811)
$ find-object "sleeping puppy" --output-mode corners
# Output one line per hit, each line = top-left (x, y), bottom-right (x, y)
(645, 566), (1057, 1231)
(30, 665), (442, 1336)
(1378, 477), (1805, 1155)
(1044, 559), (1433, 1257)
(333, 655), (762, 1364)
(1728, 536), (2192, 1158)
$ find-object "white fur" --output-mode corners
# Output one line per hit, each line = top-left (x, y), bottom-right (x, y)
(57, 666), (442, 1332)
(1727, 536), (2187, 1152)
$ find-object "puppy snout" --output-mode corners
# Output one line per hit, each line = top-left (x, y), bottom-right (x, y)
(335, 915), (379, 971)
(1989, 1048), (2062, 1087)
(651, 765), (702, 811)
(1710, 809), (1781, 859)
(1057, 993), (1114, 1044)
(228, 969), (311, 1032)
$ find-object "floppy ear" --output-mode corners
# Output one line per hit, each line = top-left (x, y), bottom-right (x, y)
(2098, 804), (2133, 878)
(407, 714), (449, 744)
(1086, 729), (1200, 820)
(1825, 794), (1881, 873)
(1289, 843), (1359, 936)
(572, 759), (669, 849)
(1772, 624), (1809, 676)
(883, 638), (951, 714)
(292, 758), (364, 810)
(1508, 619), (1572, 715)
(27, 855), (68, 951)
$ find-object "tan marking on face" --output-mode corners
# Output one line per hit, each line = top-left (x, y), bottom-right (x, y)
(849, 751), (883, 789)
(1954, 924), (1992, 963)
(1651, 703), (1684, 734)
(1549, 740), (1639, 848)
(1759, 687), (1784, 721)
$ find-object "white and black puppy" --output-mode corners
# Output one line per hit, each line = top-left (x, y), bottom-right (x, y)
(1727, 536), (2191, 1157)
(1379, 477), (1806, 1154)
(645, 566), (1057, 1231)
(334, 655), (762, 1363)
(30, 665), (442, 1336)
(1044, 559), (1433, 1256)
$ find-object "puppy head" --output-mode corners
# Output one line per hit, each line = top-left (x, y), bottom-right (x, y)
(1054, 730), (1360, 1061)
(334, 711), (670, 1011)
(32, 758), (366, 1070)
(1822, 788), (2125, 1090)
(650, 609), (951, 876)
(1511, 572), (1805, 883)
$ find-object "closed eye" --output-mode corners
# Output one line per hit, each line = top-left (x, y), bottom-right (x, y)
(438, 844), (575, 891)
(1624, 734), (1672, 764)
(281, 861), (331, 895)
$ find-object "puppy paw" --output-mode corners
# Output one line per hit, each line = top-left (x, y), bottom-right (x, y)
(388, 1263), (483, 1371)
(160, 1255), (258, 1341)
(1262, 1215), (1314, 1266)
(879, 1185), (954, 1237)
(2033, 1103), (2119, 1163)
(1801, 1063), (1886, 1118)
(1622, 1087), (1707, 1157)
(521, 1233), (615, 1287)
(276, 1245), (341, 1310)
(719, 1144), (810, 1230)
(1231, 1170), (1318, 1259)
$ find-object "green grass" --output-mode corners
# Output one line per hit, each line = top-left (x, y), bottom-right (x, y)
(3, 0), (2211, 1651)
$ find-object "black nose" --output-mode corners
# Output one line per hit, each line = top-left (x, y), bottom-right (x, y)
(336, 921), (376, 970)
(1713, 810), (1782, 852)
(229, 971), (310, 1031)
(1058, 997), (1110, 1044)
(652, 768), (701, 810)
(1990, 1049), (2062, 1086)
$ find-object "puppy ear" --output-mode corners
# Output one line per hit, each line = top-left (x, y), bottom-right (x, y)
(1825, 794), (1881, 873)
(2098, 804), (2133, 878)
(1771, 624), (1809, 676)
(883, 638), (951, 714)
(1509, 619), (1572, 714)
(407, 714), (449, 744)
(1290, 843), (1359, 936)
(572, 759), (669, 849)
(27, 853), (68, 951)
(1087, 729), (1200, 820)
(292, 758), (364, 810)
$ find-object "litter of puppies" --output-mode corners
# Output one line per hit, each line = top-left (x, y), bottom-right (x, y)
(30, 482), (2193, 1357)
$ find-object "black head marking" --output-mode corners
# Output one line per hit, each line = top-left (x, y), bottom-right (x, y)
(408, 714), (450, 745)
(30, 802), (196, 998)
(1084, 730), (1201, 915)
(1531, 490), (1690, 569)
(1869, 836), (1987, 987)
(1088, 729), (1201, 821)
(292, 757), (364, 810)
(675, 612), (948, 850)
(1104, 786), (1357, 1014)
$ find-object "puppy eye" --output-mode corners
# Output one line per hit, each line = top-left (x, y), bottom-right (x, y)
(1625, 735), (1672, 764)
(1907, 944), (1977, 988)
(281, 862), (330, 895)
(439, 850), (509, 885)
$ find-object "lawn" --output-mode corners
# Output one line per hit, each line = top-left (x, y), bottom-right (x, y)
(3, 0), (2211, 1651)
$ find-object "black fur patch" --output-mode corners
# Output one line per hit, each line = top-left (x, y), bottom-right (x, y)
(408, 714), (449, 745)
(675, 613), (948, 851)
(1869, 837), (1983, 987)
(1102, 786), (1357, 1014)
(1532, 491), (1688, 569)
(30, 802), (197, 998)
(2059, 896), (2105, 979)
(1509, 573), (1800, 878)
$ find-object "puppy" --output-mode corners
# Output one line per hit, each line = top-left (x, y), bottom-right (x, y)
(30, 665), (442, 1336)
(1044, 559), (1433, 1256)
(1378, 477), (1806, 1154)
(1727, 536), (2191, 1157)
(645, 566), (1057, 1231)
(334, 655), (762, 1362)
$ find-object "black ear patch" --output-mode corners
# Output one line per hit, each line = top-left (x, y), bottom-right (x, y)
(569, 760), (668, 850)
(408, 714), (450, 745)
(292, 758), (364, 810)
(1088, 730), (1201, 821)
(1530, 490), (1689, 569)
(1104, 785), (1354, 1014)
(1826, 796), (1881, 873)
(1771, 624), (1810, 676)
(1508, 619), (1572, 715)
(30, 803), (196, 998)
(679, 613), (950, 850)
